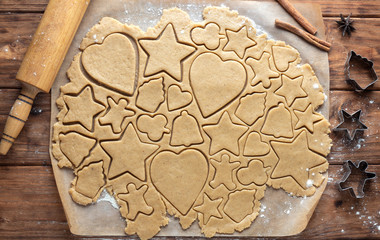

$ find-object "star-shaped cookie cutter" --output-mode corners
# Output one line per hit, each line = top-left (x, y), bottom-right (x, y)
(344, 50), (378, 92)
(333, 109), (368, 140)
(338, 160), (376, 198)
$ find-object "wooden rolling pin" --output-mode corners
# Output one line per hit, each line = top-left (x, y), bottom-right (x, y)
(0, 0), (90, 155)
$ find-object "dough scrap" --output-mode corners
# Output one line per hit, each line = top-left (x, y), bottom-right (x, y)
(52, 6), (331, 239)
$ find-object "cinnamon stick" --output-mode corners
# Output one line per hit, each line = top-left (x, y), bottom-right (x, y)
(276, 0), (318, 35)
(275, 19), (331, 52)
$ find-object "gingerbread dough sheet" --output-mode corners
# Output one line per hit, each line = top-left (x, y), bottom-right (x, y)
(50, 0), (331, 238)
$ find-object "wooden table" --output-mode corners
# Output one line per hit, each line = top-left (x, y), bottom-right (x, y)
(0, 0), (379, 238)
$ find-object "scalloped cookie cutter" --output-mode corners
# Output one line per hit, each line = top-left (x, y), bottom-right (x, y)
(344, 50), (378, 92)
(333, 109), (368, 140)
(338, 160), (376, 198)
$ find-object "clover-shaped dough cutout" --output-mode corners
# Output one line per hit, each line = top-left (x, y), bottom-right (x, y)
(191, 23), (222, 50)
(237, 160), (270, 186)
(137, 114), (170, 141)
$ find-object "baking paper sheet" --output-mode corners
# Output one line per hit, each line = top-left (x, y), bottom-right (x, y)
(50, 0), (330, 236)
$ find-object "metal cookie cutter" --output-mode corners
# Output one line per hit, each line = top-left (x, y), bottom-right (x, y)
(338, 160), (376, 198)
(344, 50), (378, 92)
(333, 109), (368, 140)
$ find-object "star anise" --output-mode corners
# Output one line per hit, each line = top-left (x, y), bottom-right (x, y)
(336, 13), (355, 36)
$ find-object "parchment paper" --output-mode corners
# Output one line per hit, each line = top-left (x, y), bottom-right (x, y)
(49, 0), (330, 236)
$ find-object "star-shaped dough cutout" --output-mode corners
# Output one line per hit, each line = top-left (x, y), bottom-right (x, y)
(223, 26), (256, 58)
(118, 183), (153, 220)
(101, 123), (159, 180)
(63, 86), (104, 131)
(271, 131), (327, 189)
(203, 112), (248, 155)
(210, 154), (240, 190)
(99, 98), (135, 133)
(139, 24), (195, 81)
(194, 193), (223, 224)
(294, 104), (323, 133)
(275, 75), (307, 106)
(246, 52), (280, 88)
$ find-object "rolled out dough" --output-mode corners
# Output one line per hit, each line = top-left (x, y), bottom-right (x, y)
(52, 7), (331, 240)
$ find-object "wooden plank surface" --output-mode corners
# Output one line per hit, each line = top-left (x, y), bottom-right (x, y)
(329, 91), (380, 165)
(1, 89), (380, 166)
(0, 0), (379, 239)
(1, 15), (380, 90)
(1, 0), (380, 17)
(0, 165), (378, 238)
(0, 13), (40, 89)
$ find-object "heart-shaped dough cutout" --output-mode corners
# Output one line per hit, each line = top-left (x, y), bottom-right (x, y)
(190, 52), (246, 118)
(243, 131), (270, 156)
(167, 85), (193, 111)
(82, 33), (137, 95)
(272, 46), (299, 72)
(150, 149), (208, 215)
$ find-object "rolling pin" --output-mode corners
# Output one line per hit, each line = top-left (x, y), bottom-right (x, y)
(0, 0), (91, 155)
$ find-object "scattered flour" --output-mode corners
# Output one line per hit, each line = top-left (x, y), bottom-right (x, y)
(96, 189), (119, 209)
(306, 179), (314, 188)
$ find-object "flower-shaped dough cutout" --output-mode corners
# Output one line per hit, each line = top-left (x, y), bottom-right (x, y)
(137, 114), (170, 141)
(237, 160), (270, 186)
(191, 23), (222, 50)
(52, 7), (331, 240)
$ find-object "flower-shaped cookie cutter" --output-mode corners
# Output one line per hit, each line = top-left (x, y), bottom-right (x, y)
(344, 50), (378, 92)
(333, 109), (368, 140)
(338, 160), (376, 198)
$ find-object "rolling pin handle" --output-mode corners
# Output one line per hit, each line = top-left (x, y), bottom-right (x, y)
(0, 0), (90, 155)
(0, 84), (39, 155)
